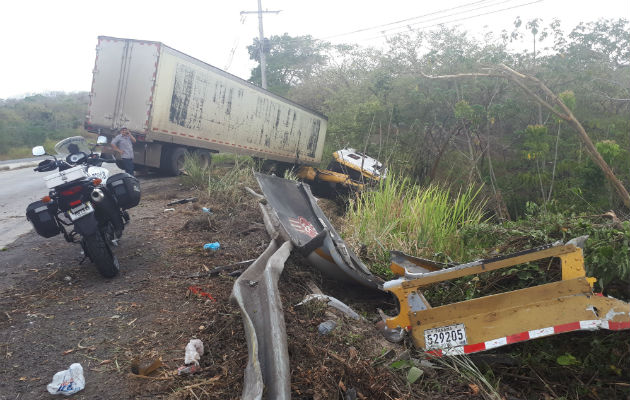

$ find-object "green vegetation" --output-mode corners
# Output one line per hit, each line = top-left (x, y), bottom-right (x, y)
(181, 152), (256, 204)
(252, 18), (630, 217)
(0, 92), (88, 159)
(343, 175), (486, 274)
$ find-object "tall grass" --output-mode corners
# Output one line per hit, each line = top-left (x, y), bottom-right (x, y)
(181, 152), (256, 203)
(343, 174), (487, 271)
(181, 153), (210, 189)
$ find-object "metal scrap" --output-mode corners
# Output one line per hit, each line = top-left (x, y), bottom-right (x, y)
(230, 238), (293, 400)
(296, 294), (364, 320)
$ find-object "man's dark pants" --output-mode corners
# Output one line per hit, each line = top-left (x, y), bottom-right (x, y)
(121, 158), (134, 176)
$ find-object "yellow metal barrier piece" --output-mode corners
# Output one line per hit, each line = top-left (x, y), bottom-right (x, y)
(296, 166), (365, 190)
(383, 243), (630, 355)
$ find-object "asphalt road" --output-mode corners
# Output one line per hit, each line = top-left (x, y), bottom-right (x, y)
(0, 161), (123, 248)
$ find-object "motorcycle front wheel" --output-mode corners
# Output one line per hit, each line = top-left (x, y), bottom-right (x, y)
(83, 232), (120, 278)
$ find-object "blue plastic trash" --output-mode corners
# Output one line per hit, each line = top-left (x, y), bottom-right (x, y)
(203, 242), (220, 251)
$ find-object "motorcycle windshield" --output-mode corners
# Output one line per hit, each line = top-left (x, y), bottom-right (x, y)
(54, 136), (91, 155)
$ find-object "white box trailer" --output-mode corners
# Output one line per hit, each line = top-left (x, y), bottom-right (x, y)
(85, 36), (327, 174)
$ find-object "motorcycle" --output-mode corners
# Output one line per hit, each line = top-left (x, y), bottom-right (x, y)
(26, 136), (141, 278)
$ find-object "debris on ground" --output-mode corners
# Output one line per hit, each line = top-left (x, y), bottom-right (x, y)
(167, 197), (198, 206)
(46, 363), (85, 396)
(297, 293), (364, 320)
(130, 358), (164, 376)
(203, 242), (220, 251)
(318, 320), (337, 335)
(184, 339), (204, 366)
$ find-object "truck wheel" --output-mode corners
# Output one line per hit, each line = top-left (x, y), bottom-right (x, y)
(83, 232), (120, 278)
(195, 150), (212, 169)
(163, 147), (188, 176)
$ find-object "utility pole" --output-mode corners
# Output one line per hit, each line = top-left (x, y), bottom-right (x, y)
(240, 1), (281, 90)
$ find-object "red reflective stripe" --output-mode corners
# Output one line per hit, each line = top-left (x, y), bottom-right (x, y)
(505, 331), (530, 344)
(69, 200), (82, 207)
(463, 342), (486, 354)
(608, 321), (630, 330)
(554, 322), (581, 334)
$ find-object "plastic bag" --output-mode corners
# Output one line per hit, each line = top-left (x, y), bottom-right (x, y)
(47, 363), (85, 396)
(184, 339), (204, 366)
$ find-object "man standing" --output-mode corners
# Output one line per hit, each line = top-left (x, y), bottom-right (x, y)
(110, 127), (136, 176)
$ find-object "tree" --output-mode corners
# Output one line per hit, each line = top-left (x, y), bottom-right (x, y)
(422, 64), (630, 208)
(247, 34), (331, 96)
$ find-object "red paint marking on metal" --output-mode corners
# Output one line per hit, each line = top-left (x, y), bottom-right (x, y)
(463, 342), (486, 354)
(505, 331), (529, 344)
(152, 128), (159, 131)
(161, 129), (169, 133)
(211, 139), (216, 142)
(609, 321), (630, 330)
(554, 322), (581, 334)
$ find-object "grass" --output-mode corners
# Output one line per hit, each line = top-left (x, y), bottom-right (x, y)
(181, 153), (210, 189)
(0, 138), (62, 160)
(343, 174), (487, 275)
(180, 152), (256, 204)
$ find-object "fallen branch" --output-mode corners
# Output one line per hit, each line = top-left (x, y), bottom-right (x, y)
(170, 259), (256, 279)
(422, 64), (630, 208)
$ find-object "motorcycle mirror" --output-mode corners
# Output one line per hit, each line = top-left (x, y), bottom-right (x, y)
(96, 136), (108, 145)
(32, 146), (46, 156)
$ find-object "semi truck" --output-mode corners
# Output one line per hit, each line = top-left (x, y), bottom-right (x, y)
(85, 36), (385, 188)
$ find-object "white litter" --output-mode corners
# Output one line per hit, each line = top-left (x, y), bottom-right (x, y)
(47, 363), (85, 396)
(184, 339), (204, 366)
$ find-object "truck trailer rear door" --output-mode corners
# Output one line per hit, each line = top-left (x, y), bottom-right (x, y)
(88, 37), (160, 134)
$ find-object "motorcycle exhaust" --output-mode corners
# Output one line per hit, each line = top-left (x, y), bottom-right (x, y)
(91, 188), (105, 203)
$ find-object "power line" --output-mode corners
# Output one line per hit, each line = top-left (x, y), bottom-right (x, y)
(224, 15), (249, 71)
(362, 0), (544, 42)
(323, 0), (500, 40)
(369, 0), (519, 37)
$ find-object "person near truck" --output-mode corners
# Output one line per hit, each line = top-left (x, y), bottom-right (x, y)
(110, 127), (136, 176)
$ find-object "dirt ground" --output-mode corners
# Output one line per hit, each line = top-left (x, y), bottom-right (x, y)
(0, 173), (483, 400)
(5, 172), (626, 400)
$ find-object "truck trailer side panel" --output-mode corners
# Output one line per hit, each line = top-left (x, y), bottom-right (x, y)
(87, 36), (327, 167)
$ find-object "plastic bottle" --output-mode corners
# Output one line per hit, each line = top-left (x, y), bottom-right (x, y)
(318, 320), (337, 335)
(203, 242), (220, 251)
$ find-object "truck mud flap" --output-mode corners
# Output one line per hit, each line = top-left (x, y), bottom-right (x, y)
(382, 241), (630, 356)
(254, 172), (383, 291)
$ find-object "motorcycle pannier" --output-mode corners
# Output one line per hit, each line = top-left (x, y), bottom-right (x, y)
(106, 173), (141, 209)
(26, 200), (61, 238)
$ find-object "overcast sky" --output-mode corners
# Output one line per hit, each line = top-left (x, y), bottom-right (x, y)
(0, 0), (627, 99)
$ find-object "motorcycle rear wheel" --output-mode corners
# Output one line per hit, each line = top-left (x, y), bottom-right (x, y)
(83, 232), (120, 278)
